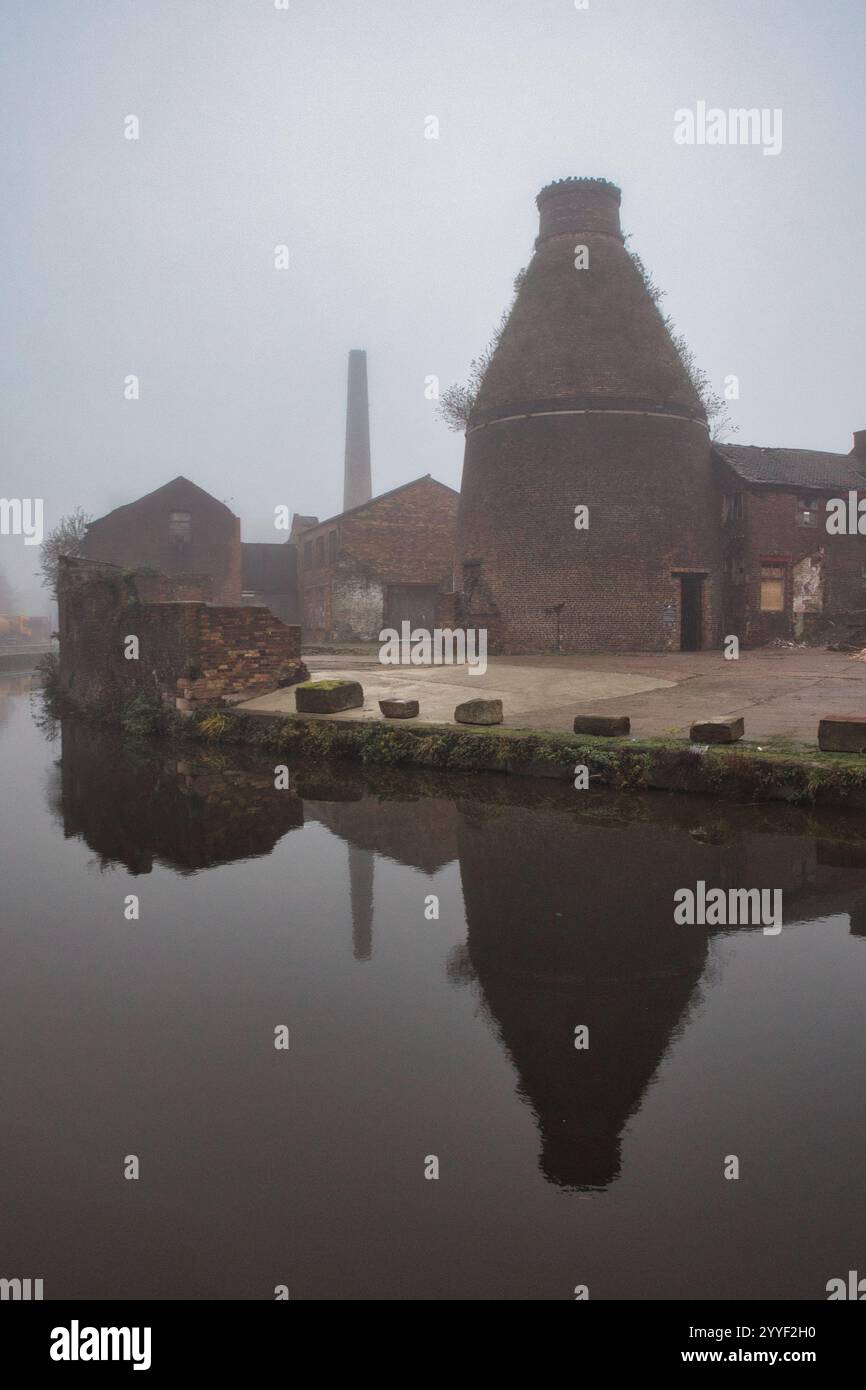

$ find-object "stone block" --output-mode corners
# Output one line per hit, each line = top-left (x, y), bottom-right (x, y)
(573, 714), (630, 736)
(818, 716), (866, 753)
(379, 699), (419, 719)
(454, 698), (503, 725)
(689, 716), (745, 744)
(295, 680), (364, 714)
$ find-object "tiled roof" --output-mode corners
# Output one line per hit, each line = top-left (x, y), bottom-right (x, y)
(714, 444), (866, 491)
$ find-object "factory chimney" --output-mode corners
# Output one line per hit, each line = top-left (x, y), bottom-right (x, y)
(343, 349), (372, 511)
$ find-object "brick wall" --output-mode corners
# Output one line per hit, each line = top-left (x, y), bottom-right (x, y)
(298, 477), (459, 641)
(58, 556), (303, 714)
(179, 605), (303, 704)
(457, 412), (722, 653)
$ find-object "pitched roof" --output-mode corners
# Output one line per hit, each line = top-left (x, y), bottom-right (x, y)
(309, 475), (459, 530)
(714, 444), (866, 491)
(87, 476), (237, 528)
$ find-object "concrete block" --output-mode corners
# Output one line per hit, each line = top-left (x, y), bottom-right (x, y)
(295, 680), (364, 714)
(573, 714), (630, 736)
(818, 716), (866, 753)
(689, 716), (745, 744)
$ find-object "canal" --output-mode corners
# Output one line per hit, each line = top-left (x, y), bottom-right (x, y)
(1, 674), (865, 1299)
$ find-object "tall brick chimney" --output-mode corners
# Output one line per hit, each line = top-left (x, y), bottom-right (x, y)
(851, 430), (866, 460)
(343, 349), (372, 512)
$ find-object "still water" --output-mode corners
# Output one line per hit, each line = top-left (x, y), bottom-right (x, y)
(1, 675), (865, 1300)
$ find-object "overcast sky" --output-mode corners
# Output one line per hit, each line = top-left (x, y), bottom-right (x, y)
(2, 0), (864, 608)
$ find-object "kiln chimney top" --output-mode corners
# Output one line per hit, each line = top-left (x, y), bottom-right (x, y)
(536, 177), (622, 243)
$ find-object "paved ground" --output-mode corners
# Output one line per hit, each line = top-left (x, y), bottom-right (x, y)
(239, 647), (866, 747)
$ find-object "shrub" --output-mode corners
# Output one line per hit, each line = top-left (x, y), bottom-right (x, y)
(120, 694), (167, 738)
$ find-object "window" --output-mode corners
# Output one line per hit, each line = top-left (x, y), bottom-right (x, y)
(760, 564), (786, 612)
(168, 510), (191, 543)
(328, 530), (337, 565)
(722, 494), (744, 523)
(303, 540), (313, 570)
(797, 496), (818, 527)
(462, 558), (481, 599)
(723, 553), (746, 585)
(316, 535), (325, 567)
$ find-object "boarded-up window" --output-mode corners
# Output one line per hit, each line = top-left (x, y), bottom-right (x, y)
(316, 535), (325, 567)
(328, 530), (337, 564)
(760, 564), (786, 612)
(169, 510), (191, 543)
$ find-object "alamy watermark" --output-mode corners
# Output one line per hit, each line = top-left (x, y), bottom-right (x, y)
(674, 881), (783, 934)
(0, 497), (44, 546)
(1, 1276), (43, 1300)
(379, 622), (487, 675)
(674, 102), (782, 157)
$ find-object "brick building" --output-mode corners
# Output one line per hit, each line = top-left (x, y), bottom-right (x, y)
(453, 176), (866, 653)
(295, 475), (459, 641)
(83, 476), (242, 605)
(240, 541), (298, 625)
(715, 440), (866, 645)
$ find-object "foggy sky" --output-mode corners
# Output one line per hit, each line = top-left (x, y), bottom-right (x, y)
(2, 0), (865, 609)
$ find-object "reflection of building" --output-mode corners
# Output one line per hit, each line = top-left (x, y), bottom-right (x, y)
(47, 730), (866, 1191)
(308, 772), (866, 1191)
(54, 720), (303, 874)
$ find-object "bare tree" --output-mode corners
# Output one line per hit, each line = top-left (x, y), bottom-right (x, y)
(437, 270), (526, 432)
(39, 506), (93, 598)
(625, 238), (738, 442)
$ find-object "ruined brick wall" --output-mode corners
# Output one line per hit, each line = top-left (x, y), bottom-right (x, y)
(717, 465), (866, 644)
(179, 605), (302, 704)
(58, 557), (302, 713)
(83, 477), (242, 605)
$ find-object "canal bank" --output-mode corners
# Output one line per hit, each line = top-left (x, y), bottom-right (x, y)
(171, 706), (866, 812)
(39, 642), (866, 810)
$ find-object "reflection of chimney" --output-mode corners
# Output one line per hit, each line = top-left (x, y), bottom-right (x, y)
(348, 843), (374, 961)
(343, 349), (372, 511)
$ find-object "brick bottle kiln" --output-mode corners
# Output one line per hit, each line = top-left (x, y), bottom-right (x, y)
(454, 178), (722, 652)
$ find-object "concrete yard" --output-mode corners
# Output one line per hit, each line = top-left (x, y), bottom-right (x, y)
(238, 646), (866, 747)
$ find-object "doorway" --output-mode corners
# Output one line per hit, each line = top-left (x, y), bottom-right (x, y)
(384, 584), (438, 631)
(677, 574), (704, 651)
